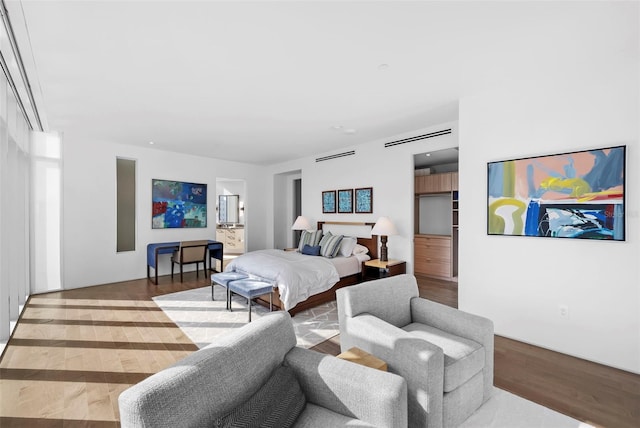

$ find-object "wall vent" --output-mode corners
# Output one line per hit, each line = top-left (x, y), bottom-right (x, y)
(384, 129), (452, 148)
(316, 150), (356, 162)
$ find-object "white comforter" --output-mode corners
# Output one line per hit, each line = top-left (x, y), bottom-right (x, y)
(224, 249), (340, 311)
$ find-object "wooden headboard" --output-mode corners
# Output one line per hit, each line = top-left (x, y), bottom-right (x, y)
(317, 221), (378, 260)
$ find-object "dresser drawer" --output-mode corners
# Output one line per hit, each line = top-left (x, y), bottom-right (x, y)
(415, 235), (451, 250)
(415, 245), (450, 263)
(414, 259), (451, 277)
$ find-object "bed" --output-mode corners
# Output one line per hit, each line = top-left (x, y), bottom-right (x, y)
(224, 221), (378, 315)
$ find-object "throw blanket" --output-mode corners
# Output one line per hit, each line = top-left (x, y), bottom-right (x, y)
(225, 249), (340, 311)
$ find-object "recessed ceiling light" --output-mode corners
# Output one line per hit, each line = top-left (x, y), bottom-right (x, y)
(425, 153), (431, 157)
(330, 125), (344, 131)
(343, 128), (357, 135)
(149, 141), (155, 145)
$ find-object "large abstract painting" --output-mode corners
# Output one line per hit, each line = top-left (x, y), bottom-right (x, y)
(152, 179), (207, 229)
(487, 146), (625, 240)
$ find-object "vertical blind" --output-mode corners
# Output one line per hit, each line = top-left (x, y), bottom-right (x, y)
(0, 6), (61, 344)
(0, 65), (31, 342)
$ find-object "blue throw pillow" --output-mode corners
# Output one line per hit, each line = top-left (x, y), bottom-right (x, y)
(301, 244), (321, 256)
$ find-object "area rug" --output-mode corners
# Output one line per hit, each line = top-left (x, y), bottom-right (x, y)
(460, 388), (593, 428)
(154, 285), (594, 428)
(153, 285), (338, 349)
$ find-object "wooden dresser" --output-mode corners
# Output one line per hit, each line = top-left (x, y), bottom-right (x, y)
(414, 234), (452, 279)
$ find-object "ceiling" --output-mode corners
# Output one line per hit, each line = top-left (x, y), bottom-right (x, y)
(6, 1), (637, 165)
(413, 147), (458, 170)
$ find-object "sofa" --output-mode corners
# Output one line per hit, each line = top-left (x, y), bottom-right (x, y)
(118, 311), (408, 428)
(337, 274), (494, 428)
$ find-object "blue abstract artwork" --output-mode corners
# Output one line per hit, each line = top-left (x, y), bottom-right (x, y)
(338, 189), (353, 213)
(152, 179), (207, 228)
(322, 190), (336, 213)
(355, 187), (373, 213)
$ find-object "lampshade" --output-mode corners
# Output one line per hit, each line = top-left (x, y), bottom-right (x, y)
(291, 216), (312, 231)
(371, 217), (398, 237)
(371, 217), (397, 262)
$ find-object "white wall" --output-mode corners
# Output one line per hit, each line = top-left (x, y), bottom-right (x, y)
(63, 140), (267, 289)
(458, 65), (639, 372)
(267, 122), (458, 271)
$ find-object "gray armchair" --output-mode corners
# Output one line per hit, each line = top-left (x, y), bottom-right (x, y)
(119, 311), (408, 428)
(337, 274), (494, 428)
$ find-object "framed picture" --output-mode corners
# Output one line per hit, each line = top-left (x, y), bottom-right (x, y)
(487, 145), (625, 240)
(152, 179), (207, 229)
(322, 190), (336, 213)
(355, 187), (373, 213)
(338, 189), (353, 213)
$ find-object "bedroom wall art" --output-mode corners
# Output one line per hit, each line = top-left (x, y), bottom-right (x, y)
(338, 189), (353, 213)
(152, 179), (207, 229)
(355, 187), (373, 213)
(487, 145), (625, 240)
(322, 190), (336, 213)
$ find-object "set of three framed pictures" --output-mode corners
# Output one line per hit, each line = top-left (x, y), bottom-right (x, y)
(322, 187), (373, 214)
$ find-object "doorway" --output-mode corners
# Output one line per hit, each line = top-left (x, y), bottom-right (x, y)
(413, 148), (459, 281)
(216, 178), (246, 270)
(273, 170), (302, 250)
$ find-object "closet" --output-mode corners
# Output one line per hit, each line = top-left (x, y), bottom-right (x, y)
(414, 171), (458, 279)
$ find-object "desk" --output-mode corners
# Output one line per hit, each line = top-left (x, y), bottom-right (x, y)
(147, 240), (224, 284)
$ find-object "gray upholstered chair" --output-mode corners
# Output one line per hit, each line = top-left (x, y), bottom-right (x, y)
(171, 239), (208, 282)
(119, 311), (408, 428)
(337, 274), (494, 428)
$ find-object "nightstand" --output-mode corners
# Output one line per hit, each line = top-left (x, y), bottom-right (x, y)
(361, 259), (406, 281)
(337, 347), (387, 371)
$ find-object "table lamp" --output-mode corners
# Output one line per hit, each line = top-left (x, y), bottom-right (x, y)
(371, 216), (398, 262)
(291, 216), (311, 231)
(291, 216), (312, 247)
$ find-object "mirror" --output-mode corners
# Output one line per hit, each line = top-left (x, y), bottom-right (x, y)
(218, 195), (239, 224)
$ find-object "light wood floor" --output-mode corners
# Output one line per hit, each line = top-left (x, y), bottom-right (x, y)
(1, 272), (639, 427)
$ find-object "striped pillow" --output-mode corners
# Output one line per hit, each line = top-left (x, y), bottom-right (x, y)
(298, 230), (323, 251)
(319, 232), (344, 258)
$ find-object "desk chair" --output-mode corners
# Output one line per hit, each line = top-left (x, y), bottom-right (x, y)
(171, 240), (208, 282)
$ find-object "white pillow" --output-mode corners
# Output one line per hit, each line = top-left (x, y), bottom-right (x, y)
(354, 253), (371, 263)
(352, 243), (369, 255)
(338, 236), (358, 257)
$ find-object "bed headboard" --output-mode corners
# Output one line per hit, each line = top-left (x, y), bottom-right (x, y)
(317, 221), (378, 260)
